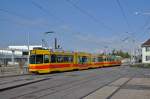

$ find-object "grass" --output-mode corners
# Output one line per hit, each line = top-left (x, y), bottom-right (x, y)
(130, 63), (150, 68)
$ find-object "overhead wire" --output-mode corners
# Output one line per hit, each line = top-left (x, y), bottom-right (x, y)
(0, 8), (30, 20)
(31, 0), (119, 51)
(65, 0), (116, 33)
(116, 0), (135, 43)
(136, 16), (150, 39)
(0, 8), (55, 29)
(66, 0), (128, 52)
(31, 0), (65, 24)
(31, 0), (89, 50)
(114, 0), (134, 52)
(116, 0), (132, 33)
(65, 0), (126, 50)
(31, 0), (86, 36)
(0, 0), (126, 51)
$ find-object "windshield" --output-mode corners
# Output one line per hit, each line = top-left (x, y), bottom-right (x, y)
(30, 54), (50, 64)
(30, 55), (43, 64)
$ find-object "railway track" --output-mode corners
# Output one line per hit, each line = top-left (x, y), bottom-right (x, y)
(0, 73), (60, 92)
(9, 68), (123, 99)
(0, 66), (121, 89)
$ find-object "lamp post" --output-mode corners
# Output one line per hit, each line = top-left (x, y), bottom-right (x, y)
(122, 32), (136, 64)
(42, 31), (55, 48)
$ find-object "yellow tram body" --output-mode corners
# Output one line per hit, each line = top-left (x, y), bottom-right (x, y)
(29, 49), (122, 74)
(91, 54), (103, 68)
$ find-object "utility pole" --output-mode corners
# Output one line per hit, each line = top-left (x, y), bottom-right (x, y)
(27, 32), (30, 68)
(54, 38), (57, 49)
(121, 33), (136, 64)
(11, 50), (15, 65)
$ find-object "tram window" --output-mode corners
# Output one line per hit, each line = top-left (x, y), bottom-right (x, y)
(36, 55), (43, 64)
(78, 57), (82, 64)
(95, 58), (98, 62)
(92, 58), (96, 62)
(30, 55), (36, 64)
(98, 57), (103, 62)
(44, 55), (49, 63)
(78, 56), (88, 64)
(64, 55), (73, 63)
(82, 56), (88, 63)
(108, 58), (112, 61)
(68, 56), (73, 62)
(51, 55), (73, 63)
(107, 58), (109, 61)
(51, 55), (57, 63)
(104, 58), (107, 62)
(92, 58), (95, 62)
(57, 55), (63, 63)
(64, 56), (69, 62)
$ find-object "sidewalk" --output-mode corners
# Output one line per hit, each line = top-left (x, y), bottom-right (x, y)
(0, 76), (50, 92)
(111, 77), (150, 99)
(84, 77), (150, 99)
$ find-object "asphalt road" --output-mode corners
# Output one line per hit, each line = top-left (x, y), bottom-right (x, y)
(0, 66), (150, 99)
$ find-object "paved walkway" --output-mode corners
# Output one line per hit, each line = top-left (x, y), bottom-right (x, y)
(84, 77), (150, 99)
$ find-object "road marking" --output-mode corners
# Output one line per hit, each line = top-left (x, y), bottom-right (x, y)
(127, 78), (150, 86)
(111, 89), (150, 99)
(109, 78), (130, 86)
(83, 86), (118, 99)
(83, 78), (130, 99)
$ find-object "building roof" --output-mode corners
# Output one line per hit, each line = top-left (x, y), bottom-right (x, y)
(142, 39), (150, 47)
(8, 45), (42, 50)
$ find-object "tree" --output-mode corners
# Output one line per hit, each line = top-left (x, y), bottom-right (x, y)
(111, 50), (130, 58)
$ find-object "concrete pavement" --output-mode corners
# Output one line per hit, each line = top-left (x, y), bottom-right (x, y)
(0, 76), (51, 92)
(1, 66), (150, 99)
(84, 77), (150, 99)
(83, 78), (130, 99)
(111, 77), (150, 99)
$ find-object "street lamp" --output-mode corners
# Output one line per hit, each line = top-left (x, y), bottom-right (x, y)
(42, 31), (55, 48)
(135, 11), (150, 16)
(44, 31), (54, 34)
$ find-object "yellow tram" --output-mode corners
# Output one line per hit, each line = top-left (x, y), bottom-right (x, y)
(29, 48), (122, 74)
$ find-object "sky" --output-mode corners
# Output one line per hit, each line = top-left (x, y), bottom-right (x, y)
(0, 0), (150, 53)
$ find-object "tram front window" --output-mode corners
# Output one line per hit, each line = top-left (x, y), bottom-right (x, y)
(30, 55), (43, 64)
(30, 55), (36, 64)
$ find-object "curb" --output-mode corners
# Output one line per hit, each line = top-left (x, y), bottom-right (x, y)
(0, 73), (31, 78)
(0, 77), (50, 92)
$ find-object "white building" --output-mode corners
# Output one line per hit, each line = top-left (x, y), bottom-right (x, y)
(8, 45), (42, 51)
(142, 39), (150, 63)
(0, 45), (42, 65)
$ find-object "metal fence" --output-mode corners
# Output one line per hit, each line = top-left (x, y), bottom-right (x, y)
(0, 52), (29, 75)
